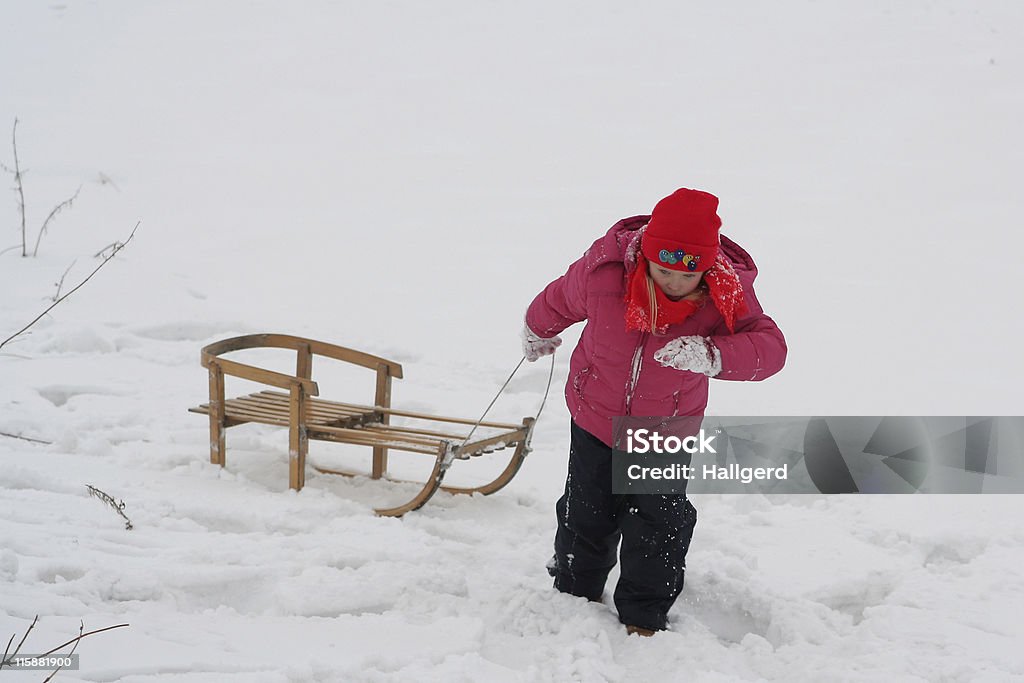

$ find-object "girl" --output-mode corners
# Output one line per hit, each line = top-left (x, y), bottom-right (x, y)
(522, 188), (787, 636)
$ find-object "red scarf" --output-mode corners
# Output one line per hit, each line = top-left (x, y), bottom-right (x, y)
(625, 251), (748, 335)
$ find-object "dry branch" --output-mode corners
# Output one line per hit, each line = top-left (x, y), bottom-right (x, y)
(86, 484), (134, 530)
(39, 622), (130, 658)
(0, 431), (52, 445)
(92, 241), (121, 259)
(0, 221), (140, 350)
(8, 119), (27, 257)
(0, 615), (129, 678)
(0, 615), (38, 670)
(53, 259), (77, 301)
(41, 621), (83, 683)
(3, 119), (86, 259)
(34, 185), (82, 257)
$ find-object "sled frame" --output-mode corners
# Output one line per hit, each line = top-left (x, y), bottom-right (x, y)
(189, 334), (535, 516)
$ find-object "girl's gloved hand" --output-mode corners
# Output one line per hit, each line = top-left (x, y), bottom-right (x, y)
(522, 323), (562, 362)
(654, 336), (722, 377)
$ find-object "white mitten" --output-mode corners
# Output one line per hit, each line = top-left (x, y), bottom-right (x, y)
(521, 323), (562, 362)
(654, 336), (722, 377)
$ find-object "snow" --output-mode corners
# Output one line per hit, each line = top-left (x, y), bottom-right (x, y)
(2, 0), (1024, 680)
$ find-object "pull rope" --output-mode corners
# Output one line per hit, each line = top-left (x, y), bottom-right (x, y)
(456, 352), (556, 452)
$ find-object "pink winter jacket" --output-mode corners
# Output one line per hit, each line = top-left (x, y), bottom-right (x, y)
(526, 216), (787, 447)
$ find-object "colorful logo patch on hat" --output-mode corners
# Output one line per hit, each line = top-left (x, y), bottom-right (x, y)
(658, 249), (701, 271)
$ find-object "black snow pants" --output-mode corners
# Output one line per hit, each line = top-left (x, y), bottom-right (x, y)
(549, 420), (698, 632)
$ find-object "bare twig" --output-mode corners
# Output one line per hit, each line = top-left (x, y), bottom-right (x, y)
(0, 431), (52, 445)
(0, 635), (11, 669)
(53, 259), (77, 301)
(86, 484), (134, 530)
(0, 615), (38, 670)
(41, 621), (83, 683)
(39, 622), (129, 658)
(33, 185), (82, 257)
(92, 241), (120, 258)
(10, 119), (27, 258)
(41, 622), (84, 679)
(0, 617), (129, 674)
(0, 221), (140, 350)
(0, 244), (20, 256)
(1, 631), (16, 670)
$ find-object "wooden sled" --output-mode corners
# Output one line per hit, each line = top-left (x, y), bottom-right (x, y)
(189, 334), (535, 516)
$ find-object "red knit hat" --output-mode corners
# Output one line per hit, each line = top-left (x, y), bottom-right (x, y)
(641, 188), (722, 272)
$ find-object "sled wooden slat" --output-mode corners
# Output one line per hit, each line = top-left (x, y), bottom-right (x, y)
(231, 395), (371, 426)
(268, 397), (374, 423)
(307, 424), (443, 449)
(305, 427), (443, 455)
(360, 423), (470, 441)
(260, 392), (523, 431)
(244, 391), (379, 421)
(189, 334), (535, 516)
(190, 404), (291, 428)
(192, 396), (375, 429)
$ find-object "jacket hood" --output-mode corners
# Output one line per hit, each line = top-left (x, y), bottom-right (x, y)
(586, 215), (759, 280)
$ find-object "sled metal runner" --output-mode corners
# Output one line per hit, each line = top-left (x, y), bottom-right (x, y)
(189, 334), (535, 516)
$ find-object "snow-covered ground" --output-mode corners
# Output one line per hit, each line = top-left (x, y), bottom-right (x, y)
(2, 1), (1023, 680)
